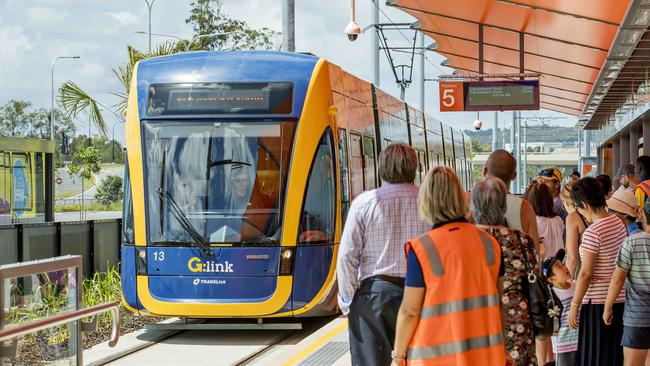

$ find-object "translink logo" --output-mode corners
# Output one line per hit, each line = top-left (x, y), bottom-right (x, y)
(187, 257), (234, 273)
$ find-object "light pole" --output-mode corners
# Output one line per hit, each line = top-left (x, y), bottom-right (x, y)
(135, 31), (244, 52)
(51, 56), (80, 141)
(144, 0), (156, 54)
(112, 120), (125, 163)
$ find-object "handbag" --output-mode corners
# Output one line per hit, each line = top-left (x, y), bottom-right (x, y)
(517, 232), (562, 338)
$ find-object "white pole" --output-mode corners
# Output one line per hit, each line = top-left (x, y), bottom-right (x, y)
(419, 32), (425, 112)
(372, 0), (380, 86)
(144, 0), (155, 54)
(282, 0), (295, 52)
(523, 119), (528, 188)
(492, 111), (498, 151)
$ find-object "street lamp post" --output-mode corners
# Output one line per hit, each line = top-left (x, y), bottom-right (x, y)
(51, 56), (80, 141)
(144, 0), (156, 54)
(112, 120), (125, 163)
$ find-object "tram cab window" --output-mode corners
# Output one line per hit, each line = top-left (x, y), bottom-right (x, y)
(298, 130), (335, 245)
(122, 161), (134, 244)
(338, 128), (350, 223)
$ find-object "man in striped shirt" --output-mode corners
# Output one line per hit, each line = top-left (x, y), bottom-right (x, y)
(337, 143), (429, 366)
(604, 232), (650, 365)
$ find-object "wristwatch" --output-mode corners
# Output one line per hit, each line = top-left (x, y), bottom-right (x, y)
(391, 351), (406, 360)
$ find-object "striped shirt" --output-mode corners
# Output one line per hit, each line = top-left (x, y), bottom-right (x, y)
(579, 214), (627, 304)
(552, 282), (578, 354)
(336, 183), (430, 315)
(616, 232), (650, 327)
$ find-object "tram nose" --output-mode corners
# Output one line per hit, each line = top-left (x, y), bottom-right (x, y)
(144, 247), (283, 303)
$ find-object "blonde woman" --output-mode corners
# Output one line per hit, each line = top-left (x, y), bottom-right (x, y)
(559, 182), (588, 278)
(391, 167), (509, 366)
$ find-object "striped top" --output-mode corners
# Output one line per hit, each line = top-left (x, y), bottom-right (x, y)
(616, 232), (650, 327)
(552, 282), (578, 354)
(579, 214), (627, 304)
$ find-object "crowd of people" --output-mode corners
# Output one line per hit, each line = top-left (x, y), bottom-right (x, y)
(337, 143), (650, 366)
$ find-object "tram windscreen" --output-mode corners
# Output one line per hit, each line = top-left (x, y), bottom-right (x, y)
(146, 82), (293, 115)
(142, 120), (296, 245)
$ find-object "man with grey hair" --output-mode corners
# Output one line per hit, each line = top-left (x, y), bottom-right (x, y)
(337, 142), (429, 366)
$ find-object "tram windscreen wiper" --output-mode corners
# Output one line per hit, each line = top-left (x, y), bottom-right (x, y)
(156, 188), (214, 257)
(208, 159), (252, 168)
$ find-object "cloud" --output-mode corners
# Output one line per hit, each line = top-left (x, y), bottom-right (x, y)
(106, 11), (139, 26)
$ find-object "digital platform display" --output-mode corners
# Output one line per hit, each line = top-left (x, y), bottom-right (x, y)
(464, 80), (539, 111)
(147, 82), (293, 115)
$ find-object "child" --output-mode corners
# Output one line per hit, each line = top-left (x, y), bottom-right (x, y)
(542, 249), (578, 366)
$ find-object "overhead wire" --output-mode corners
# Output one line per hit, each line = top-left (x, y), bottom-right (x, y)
(368, 0), (448, 76)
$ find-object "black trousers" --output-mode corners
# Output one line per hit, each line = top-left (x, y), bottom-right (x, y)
(348, 278), (404, 366)
(577, 302), (624, 366)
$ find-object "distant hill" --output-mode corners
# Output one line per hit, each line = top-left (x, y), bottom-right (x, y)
(466, 126), (579, 145)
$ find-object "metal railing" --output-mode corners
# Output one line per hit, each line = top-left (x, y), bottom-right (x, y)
(0, 255), (120, 364)
(0, 301), (120, 347)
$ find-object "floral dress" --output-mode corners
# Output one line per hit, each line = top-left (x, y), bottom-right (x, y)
(483, 226), (538, 366)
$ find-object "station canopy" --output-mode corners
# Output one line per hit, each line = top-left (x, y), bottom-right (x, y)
(388, 0), (650, 129)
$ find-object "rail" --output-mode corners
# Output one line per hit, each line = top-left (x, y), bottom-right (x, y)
(0, 301), (121, 347)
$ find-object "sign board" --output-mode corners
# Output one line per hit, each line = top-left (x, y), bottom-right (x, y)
(439, 80), (540, 112)
(439, 82), (465, 112)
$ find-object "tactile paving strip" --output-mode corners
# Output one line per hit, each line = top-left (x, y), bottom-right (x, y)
(296, 341), (348, 366)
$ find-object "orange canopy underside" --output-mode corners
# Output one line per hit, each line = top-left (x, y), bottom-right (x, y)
(389, 0), (632, 116)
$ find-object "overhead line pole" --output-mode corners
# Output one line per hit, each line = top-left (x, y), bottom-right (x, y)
(419, 32), (425, 112)
(282, 0), (295, 52)
(372, 0), (380, 85)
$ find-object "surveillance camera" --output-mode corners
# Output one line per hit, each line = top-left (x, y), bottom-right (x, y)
(345, 21), (361, 42)
(473, 119), (483, 130)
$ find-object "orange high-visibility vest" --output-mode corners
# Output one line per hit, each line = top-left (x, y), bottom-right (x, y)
(405, 222), (505, 366)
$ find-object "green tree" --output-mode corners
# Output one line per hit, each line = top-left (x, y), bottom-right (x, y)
(186, 0), (280, 51)
(67, 146), (101, 217)
(95, 175), (123, 208)
(0, 100), (76, 141)
(471, 139), (491, 153)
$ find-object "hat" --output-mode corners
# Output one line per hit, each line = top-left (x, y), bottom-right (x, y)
(607, 189), (638, 217)
(616, 164), (635, 179)
(541, 249), (565, 279)
(538, 167), (562, 182)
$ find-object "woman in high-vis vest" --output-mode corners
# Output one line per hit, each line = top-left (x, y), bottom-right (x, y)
(391, 167), (510, 366)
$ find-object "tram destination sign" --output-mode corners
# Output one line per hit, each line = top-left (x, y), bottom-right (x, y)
(439, 80), (539, 112)
(147, 82), (294, 115)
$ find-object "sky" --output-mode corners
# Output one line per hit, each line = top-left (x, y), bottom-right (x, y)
(0, 0), (577, 144)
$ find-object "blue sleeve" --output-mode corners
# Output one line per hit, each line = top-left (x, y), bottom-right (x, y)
(405, 249), (425, 287)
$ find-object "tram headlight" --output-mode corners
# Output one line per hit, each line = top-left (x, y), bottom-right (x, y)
(136, 248), (147, 275)
(279, 248), (295, 275)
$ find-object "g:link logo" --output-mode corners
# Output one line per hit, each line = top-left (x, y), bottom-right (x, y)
(187, 257), (234, 273)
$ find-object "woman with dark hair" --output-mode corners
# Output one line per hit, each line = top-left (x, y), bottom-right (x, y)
(568, 177), (627, 366)
(524, 181), (563, 366)
(524, 180), (564, 259)
(596, 174), (614, 199)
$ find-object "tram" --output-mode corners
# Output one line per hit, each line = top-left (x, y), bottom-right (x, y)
(120, 51), (473, 318)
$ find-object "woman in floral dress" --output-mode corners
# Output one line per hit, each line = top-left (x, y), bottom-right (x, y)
(471, 177), (539, 366)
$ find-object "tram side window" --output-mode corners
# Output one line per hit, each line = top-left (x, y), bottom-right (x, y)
(338, 128), (350, 223)
(122, 161), (134, 244)
(298, 130), (335, 244)
(363, 136), (376, 189)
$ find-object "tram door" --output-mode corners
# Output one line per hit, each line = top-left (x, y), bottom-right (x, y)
(349, 133), (365, 199)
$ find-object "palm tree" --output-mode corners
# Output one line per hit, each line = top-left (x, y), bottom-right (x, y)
(58, 41), (183, 136)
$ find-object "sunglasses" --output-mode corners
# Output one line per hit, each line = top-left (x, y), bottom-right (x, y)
(538, 168), (555, 177)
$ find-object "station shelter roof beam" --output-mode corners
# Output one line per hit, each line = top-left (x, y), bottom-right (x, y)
(387, 0), (634, 117)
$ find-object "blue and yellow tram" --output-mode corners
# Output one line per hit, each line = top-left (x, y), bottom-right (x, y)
(120, 51), (473, 318)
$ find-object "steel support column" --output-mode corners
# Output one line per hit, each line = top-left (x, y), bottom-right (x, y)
(492, 111), (498, 151)
(282, 0), (295, 52)
(630, 127), (639, 162)
(644, 117), (650, 156)
(372, 0), (380, 86)
(613, 139), (620, 182)
(419, 32), (425, 112)
(620, 131), (630, 167)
